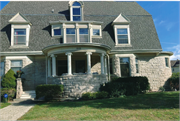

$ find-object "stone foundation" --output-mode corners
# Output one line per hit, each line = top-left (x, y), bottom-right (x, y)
(47, 74), (108, 97)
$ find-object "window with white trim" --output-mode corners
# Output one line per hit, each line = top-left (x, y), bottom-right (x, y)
(93, 29), (100, 36)
(114, 25), (131, 46)
(54, 29), (61, 36)
(66, 28), (76, 43)
(72, 2), (82, 21)
(11, 60), (22, 73)
(135, 58), (139, 73)
(79, 28), (88, 42)
(14, 29), (26, 45)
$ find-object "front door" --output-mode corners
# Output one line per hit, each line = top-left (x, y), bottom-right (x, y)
(76, 60), (85, 73)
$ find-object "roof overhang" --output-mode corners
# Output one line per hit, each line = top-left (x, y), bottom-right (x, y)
(110, 49), (163, 54)
(0, 51), (43, 56)
(42, 43), (111, 55)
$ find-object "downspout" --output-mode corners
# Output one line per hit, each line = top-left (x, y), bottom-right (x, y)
(107, 54), (111, 81)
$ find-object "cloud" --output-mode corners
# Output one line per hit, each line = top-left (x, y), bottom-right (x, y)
(168, 44), (180, 60)
(159, 20), (165, 25)
(166, 22), (175, 31)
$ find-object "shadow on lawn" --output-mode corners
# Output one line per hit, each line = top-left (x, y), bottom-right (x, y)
(39, 92), (179, 110)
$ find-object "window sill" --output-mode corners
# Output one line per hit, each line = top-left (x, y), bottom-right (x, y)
(115, 44), (132, 47)
(9, 45), (29, 49)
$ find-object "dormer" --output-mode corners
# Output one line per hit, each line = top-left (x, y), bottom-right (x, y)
(112, 13), (131, 47)
(69, 1), (84, 21)
(9, 13), (31, 48)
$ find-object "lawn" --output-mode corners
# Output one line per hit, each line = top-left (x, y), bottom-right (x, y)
(0, 103), (11, 109)
(19, 91), (179, 120)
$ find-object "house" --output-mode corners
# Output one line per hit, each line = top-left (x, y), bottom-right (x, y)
(0, 1), (173, 97)
(171, 60), (180, 73)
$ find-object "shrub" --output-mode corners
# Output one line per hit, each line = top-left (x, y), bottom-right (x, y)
(100, 76), (150, 96)
(82, 91), (108, 100)
(36, 84), (64, 101)
(168, 72), (179, 90)
(1, 69), (16, 88)
(1, 88), (16, 101)
(159, 86), (165, 92)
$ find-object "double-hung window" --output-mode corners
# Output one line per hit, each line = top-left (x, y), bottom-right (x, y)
(14, 29), (26, 45)
(72, 2), (81, 21)
(11, 60), (22, 73)
(79, 28), (88, 42)
(117, 28), (128, 44)
(120, 57), (130, 77)
(66, 28), (76, 43)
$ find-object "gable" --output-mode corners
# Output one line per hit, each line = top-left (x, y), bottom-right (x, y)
(9, 12), (30, 24)
(113, 13), (131, 25)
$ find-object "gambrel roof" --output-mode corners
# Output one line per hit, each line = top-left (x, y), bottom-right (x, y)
(0, 1), (162, 52)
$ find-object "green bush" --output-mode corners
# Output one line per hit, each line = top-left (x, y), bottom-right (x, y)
(100, 76), (150, 96)
(1, 69), (16, 88)
(82, 91), (108, 100)
(169, 72), (179, 90)
(1, 88), (16, 101)
(36, 84), (64, 101)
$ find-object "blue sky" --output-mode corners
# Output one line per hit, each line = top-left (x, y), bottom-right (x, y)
(0, 1), (179, 60)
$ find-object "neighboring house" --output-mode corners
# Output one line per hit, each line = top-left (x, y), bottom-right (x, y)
(0, 1), (172, 97)
(171, 60), (180, 73)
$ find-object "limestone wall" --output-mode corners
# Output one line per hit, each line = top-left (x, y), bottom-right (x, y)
(47, 74), (108, 97)
(112, 54), (172, 91)
(4, 55), (46, 90)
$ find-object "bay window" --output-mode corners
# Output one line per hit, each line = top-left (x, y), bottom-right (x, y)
(79, 28), (88, 42)
(66, 28), (76, 43)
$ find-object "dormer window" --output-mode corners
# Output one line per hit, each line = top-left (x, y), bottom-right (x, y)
(69, 1), (84, 21)
(14, 29), (26, 45)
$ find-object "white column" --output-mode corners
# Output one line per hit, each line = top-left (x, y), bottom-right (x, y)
(100, 53), (105, 74)
(104, 55), (107, 75)
(65, 52), (73, 75)
(48, 57), (51, 77)
(62, 23), (66, 43)
(88, 23), (92, 43)
(51, 54), (56, 77)
(86, 52), (92, 74)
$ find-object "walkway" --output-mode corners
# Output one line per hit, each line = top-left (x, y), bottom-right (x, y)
(0, 99), (36, 120)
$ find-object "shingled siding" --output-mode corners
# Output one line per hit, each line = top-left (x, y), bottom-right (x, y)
(4, 55), (46, 90)
(112, 54), (172, 91)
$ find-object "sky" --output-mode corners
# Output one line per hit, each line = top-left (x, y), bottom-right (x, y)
(0, 1), (179, 60)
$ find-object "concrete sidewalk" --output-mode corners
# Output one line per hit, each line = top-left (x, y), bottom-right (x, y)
(0, 99), (36, 120)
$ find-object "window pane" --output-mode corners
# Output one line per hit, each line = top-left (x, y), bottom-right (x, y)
(14, 36), (26, 45)
(118, 35), (128, 39)
(11, 60), (22, 67)
(117, 29), (127, 34)
(11, 67), (21, 74)
(14, 29), (26, 35)
(73, 8), (80, 15)
(80, 35), (88, 42)
(93, 29), (100, 35)
(66, 28), (75, 34)
(79, 28), (88, 34)
(165, 58), (169, 67)
(54, 29), (61, 35)
(72, 2), (81, 6)
(120, 58), (130, 77)
(118, 37), (128, 44)
(73, 16), (81, 21)
(66, 35), (75, 43)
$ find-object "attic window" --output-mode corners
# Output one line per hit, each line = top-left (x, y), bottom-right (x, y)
(70, 1), (83, 21)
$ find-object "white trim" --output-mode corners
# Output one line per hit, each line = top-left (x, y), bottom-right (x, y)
(0, 51), (43, 56)
(114, 25), (131, 46)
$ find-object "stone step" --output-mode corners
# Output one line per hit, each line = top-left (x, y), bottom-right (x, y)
(13, 98), (35, 102)
(20, 95), (36, 99)
(22, 90), (36, 94)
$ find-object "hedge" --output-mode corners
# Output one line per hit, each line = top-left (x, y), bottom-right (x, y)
(1, 88), (16, 101)
(35, 84), (64, 100)
(100, 76), (150, 97)
(168, 72), (179, 90)
(1, 69), (16, 88)
(82, 91), (108, 100)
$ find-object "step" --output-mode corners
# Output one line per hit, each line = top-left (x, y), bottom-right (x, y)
(20, 95), (36, 99)
(22, 90), (36, 94)
(21, 94), (36, 96)
(13, 98), (35, 102)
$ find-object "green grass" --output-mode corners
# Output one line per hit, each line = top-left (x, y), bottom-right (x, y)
(0, 102), (11, 109)
(19, 91), (179, 120)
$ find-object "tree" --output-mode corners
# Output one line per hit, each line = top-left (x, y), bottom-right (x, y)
(1, 69), (16, 88)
